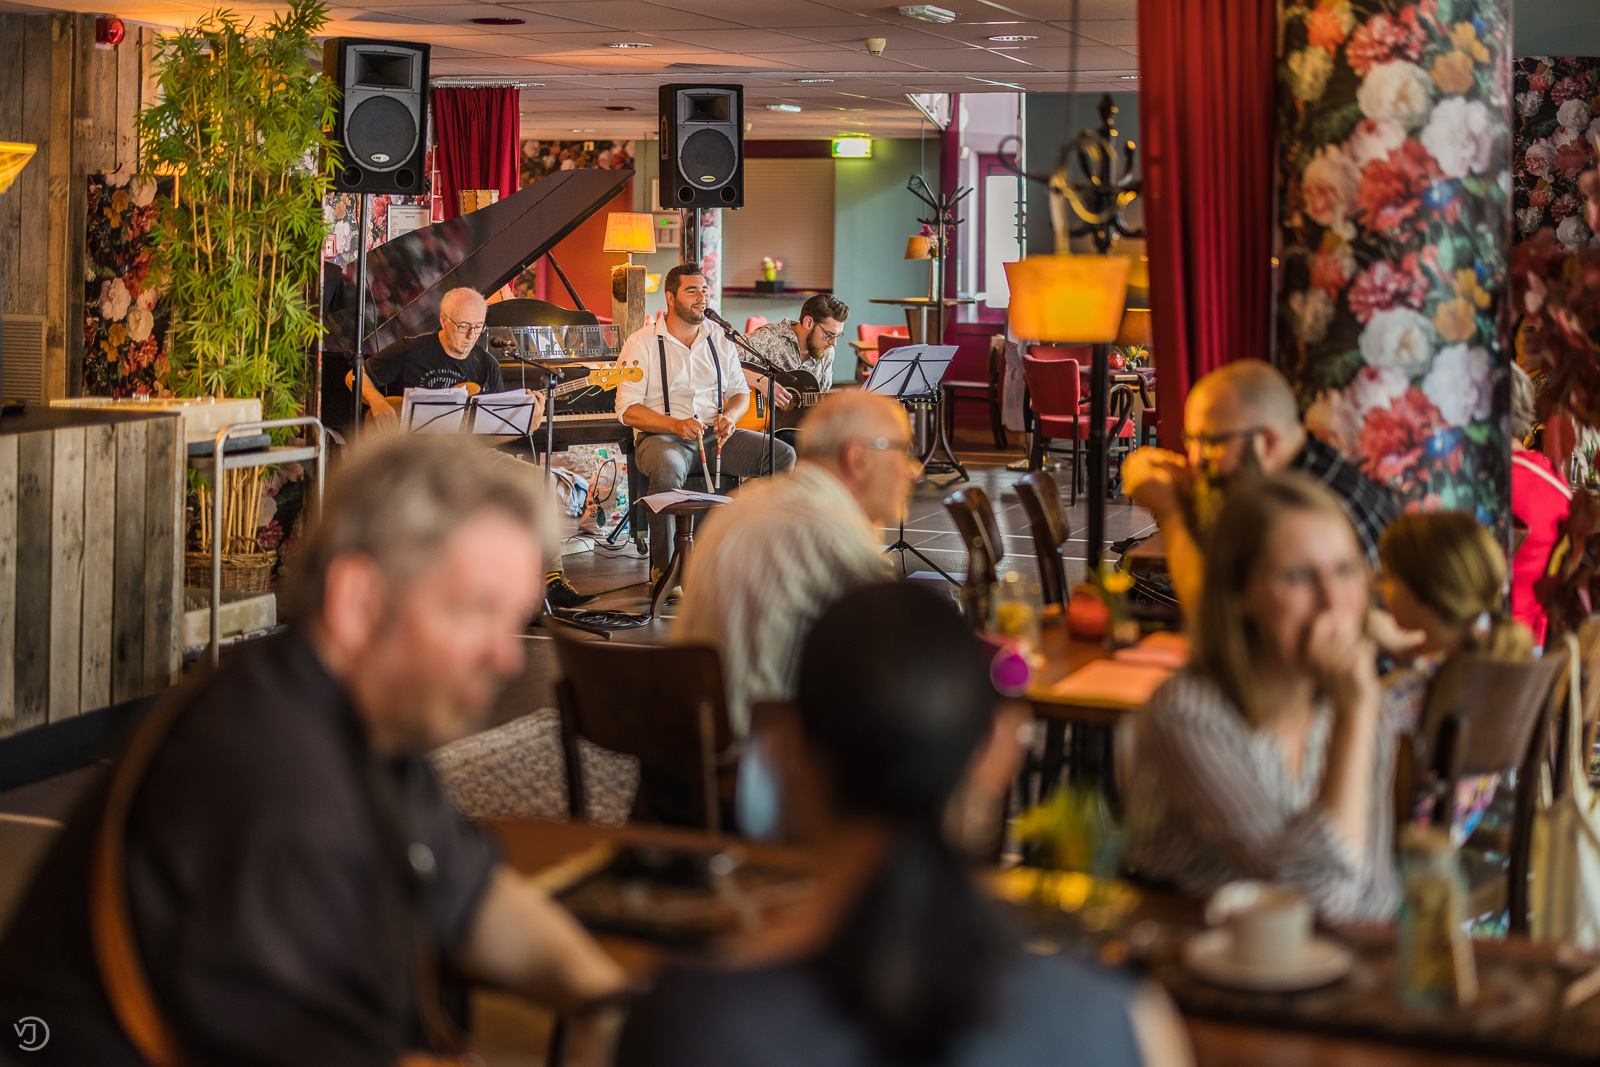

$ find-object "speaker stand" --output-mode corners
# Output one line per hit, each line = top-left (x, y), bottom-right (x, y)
(349, 191), (370, 437)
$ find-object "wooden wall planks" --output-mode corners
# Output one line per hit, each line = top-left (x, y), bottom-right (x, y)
(110, 418), (146, 705)
(0, 12), (151, 399)
(0, 413), (180, 739)
(80, 423), (113, 711)
(0, 438), (16, 734)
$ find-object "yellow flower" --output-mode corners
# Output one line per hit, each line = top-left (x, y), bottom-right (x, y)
(1100, 568), (1134, 595)
(1432, 298), (1477, 343)
(1431, 50), (1475, 95)
(1449, 21), (1490, 62)
(1451, 268), (1491, 310)
(111, 188), (130, 212)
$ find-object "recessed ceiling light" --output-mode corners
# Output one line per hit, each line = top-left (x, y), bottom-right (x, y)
(766, 104), (802, 112)
(987, 34), (1037, 41)
(606, 41), (652, 48)
(469, 16), (524, 25)
(570, 128), (596, 132)
(1118, 75), (1139, 80)
(605, 106), (636, 111)
(898, 4), (957, 23)
(797, 78), (834, 83)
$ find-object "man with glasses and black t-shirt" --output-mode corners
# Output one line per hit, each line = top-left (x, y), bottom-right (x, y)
(350, 288), (510, 429)
(615, 264), (797, 582)
(347, 287), (594, 609)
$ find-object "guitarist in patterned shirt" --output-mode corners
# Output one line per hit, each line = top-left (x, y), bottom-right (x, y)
(740, 294), (848, 446)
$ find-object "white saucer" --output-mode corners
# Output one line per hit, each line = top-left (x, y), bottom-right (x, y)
(1181, 929), (1354, 992)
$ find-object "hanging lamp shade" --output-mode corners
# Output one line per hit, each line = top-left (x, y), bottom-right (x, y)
(1115, 307), (1153, 349)
(1004, 255), (1132, 343)
(0, 143), (37, 195)
(603, 211), (658, 255)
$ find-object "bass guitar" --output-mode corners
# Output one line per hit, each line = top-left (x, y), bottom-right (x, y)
(735, 364), (825, 433)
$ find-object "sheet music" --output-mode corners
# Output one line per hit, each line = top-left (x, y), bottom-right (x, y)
(641, 489), (732, 513)
(470, 391), (541, 435)
(400, 388), (469, 434)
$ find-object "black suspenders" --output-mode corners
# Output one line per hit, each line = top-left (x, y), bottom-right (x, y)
(656, 331), (723, 420)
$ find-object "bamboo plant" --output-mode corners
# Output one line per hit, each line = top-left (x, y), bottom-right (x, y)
(137, 0), (336, 419)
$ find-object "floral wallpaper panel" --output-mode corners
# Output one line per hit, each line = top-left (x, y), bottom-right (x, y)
(322, 192), (427, 266)
(1513, 57), (1600, 250)
(83, 171), (174, 398)
(1278, 0), (1513, 523)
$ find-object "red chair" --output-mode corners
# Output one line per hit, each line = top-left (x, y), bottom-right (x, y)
(1027, 344), (1093, 363)
(942, 331), (1008, 450)
(1021, 354), (1137, 505)
(744, 315), (769, 333)
(853, 324), (909, 380)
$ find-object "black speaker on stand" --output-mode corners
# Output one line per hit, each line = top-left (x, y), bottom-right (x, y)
(658, 83), (744, 209)
(322, 38), (429, 436)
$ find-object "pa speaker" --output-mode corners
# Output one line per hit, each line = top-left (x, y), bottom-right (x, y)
(323, 38), (430, 196)
(658, 83), (744, 209)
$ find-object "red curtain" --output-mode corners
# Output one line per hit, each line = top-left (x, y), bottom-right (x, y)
(430, 87), (520, 221)
(1137, 0), (1276, 450)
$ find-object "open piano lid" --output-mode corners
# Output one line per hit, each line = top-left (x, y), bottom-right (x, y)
(323, 167), (634, 355)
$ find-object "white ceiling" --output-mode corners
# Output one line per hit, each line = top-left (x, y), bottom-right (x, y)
(9, 0), (1140, 138)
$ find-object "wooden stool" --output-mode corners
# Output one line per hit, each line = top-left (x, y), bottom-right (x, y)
(649, 498), (725, 618)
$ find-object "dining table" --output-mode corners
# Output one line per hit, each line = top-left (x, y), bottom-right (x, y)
(483, 816), (1586, 1067)
(867, 296), (975, 344)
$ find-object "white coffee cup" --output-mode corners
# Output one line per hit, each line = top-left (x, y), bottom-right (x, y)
(1206, 881), (1312, 973)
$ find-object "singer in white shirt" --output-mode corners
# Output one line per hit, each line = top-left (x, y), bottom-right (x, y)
(615, 264), (796, 577)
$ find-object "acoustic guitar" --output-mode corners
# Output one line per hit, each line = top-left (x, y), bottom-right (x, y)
(369, 365), (642, 430)
(736, 364), (825, 433)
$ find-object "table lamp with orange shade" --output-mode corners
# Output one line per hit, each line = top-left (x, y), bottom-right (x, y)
(605, 211), (657, 338)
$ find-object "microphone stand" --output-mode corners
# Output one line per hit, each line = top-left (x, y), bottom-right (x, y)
(706, 313), (778, 479)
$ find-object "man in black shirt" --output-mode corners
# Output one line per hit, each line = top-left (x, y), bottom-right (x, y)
(0, 435), (625, 1067)
(349, 287), (509, 428)
(1122, 359), (1398, 610)
(346, 286), (593, 609)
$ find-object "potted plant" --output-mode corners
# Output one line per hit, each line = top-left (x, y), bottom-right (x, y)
(138, 0), (335, 587)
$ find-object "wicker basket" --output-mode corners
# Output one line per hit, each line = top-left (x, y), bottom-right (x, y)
(185, 549), (274, 594)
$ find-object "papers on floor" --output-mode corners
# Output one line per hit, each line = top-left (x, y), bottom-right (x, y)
(1112, 631), (1190, 670)
(640, 489), (733, 513)
(1047, 659), (1173, 708)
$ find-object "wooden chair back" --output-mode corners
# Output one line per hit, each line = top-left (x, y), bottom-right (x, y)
(552, 634), (734, 832)
(942, 486), (1002, 625)
(1013, 471), (1070, 606)
(1418, 650), (1568, 933)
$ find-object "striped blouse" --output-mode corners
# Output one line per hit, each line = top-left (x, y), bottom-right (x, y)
(1120, 670), (1400, 922)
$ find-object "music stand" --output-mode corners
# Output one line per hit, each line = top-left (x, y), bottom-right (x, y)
(865, 343), (961, 583)
(400, 388), (470, 434)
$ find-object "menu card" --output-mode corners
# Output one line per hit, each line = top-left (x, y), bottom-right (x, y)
(1047, 659), (1174, 707)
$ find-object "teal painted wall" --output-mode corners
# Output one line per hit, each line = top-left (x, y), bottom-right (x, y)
(832, 137), (943, 342)
(1024, 92), (1141, 255)
(1513, 0), (1600, 57)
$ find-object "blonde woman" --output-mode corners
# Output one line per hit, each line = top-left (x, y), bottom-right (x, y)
(1122, 473), (1399, 921)
(1378, 512), (1533, 840)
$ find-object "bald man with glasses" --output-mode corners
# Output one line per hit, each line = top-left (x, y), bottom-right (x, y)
(349, 288), (518, 431)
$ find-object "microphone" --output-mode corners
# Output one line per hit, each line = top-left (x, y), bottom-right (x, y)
(703, 307), (739, 334)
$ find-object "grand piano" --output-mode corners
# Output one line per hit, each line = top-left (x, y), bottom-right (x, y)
(321, 167), (637, 449)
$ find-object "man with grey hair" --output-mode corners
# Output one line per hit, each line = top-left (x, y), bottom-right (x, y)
(1123, 359), (1396, 609)
(350, 287), (514, 430)
(0, 435), (626, 1066)
(347, 286), (593, 609)
(672, 390), (915, 740)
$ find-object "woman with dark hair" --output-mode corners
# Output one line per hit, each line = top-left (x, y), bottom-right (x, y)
(616, 582), (1188, 1067)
